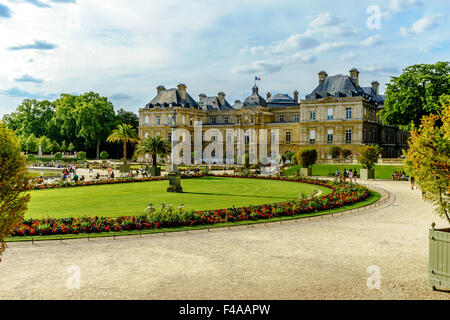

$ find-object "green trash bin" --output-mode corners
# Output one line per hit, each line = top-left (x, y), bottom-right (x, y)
(429, 226), (450, 290)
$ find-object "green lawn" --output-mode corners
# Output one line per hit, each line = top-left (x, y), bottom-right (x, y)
(285, 164), (405, 180)
(27, 176), (332, 219)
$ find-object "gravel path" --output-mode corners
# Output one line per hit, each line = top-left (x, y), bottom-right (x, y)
(0, 180), (449, 300)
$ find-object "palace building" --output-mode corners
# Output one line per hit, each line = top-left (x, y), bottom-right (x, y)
(138, 68), (408, 162)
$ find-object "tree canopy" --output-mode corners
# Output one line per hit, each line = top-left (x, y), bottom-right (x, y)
(405, 95), (450, 223)
(134, 135), (171, 167)
(379, 61), (450, 130)
(2, 92), (139, 159)
(0, 124), (30, 260)
(107, 123), (140, 160)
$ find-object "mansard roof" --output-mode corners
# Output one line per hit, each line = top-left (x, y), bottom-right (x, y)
(198, 95), (233, 111)
(305, 74), (384, 105)
(145, 87), (199, 109)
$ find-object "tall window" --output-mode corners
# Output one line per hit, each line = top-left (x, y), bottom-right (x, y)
(310, 110), (316, 120)
(309, 130), (316, 144)
(346, 107), (352, 119)
(327, 129), (333, 143)
(156, 116), (161, 125)
(279, 114), (285, 123)
(345, 129), (352, 143)
(190, 117), (193, 125)
(286, 132), (291, 144)
(294, 114), (299, 122)
(168, 132), (172, 142)
(327, 108), (333, 120)
(224, 116), (229, 124)
(168, 115), (172, 125)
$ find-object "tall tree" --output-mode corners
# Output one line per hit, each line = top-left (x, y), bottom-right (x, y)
(405, 95), (450, 223)
(74, 92), (116, 159)
(379, 62), (450, 130)
(1, 99), (55, 138)
(0, 124), (30, 261)
(134, 135), (170, 168)
(115, 109), (139, 128)
(106, 123), (140, 160)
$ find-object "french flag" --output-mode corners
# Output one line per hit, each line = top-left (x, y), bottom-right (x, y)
(255, 76), (261, 81)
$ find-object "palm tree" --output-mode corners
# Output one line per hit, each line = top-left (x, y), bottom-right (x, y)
(106, 124), (140, 160)
(134, 135), (171, 174)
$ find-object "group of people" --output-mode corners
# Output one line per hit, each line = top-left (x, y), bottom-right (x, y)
(336, 168), (357, 183)
(392, 171), (407, 181)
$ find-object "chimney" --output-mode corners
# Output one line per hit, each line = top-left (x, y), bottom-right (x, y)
(266, 92), (271, 100)
(156, 85), (165, 94)
(177, 83), (187, 100)
(349, 68), (359, 87)
(371, 81), (379, 95)
(218, 92), (225, 105)
(293, 90), (299, 102)
(318, 71), (328, 84)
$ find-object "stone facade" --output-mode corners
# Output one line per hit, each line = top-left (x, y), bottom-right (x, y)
(138, 68), (408, 163)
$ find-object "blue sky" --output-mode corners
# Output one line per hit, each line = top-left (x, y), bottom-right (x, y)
(0, 0), (449, 116)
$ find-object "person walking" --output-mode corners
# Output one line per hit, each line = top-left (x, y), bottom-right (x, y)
(348, 169), (353, 182)
(410, 176), (415, 190)
(353, 169), (357, 183)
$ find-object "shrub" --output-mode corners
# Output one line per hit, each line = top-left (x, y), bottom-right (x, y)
(296, 148), (317, 168)
(27, 154), (35, 161)
(358, 145), (381, 169)
(77, 151), (87, 160)
(328, 146), (341, 159)
(54, 152), (62, 160)
(341, 148), (352, 159)
(100, 151), (109, 159)
(0, 124), (30, 259)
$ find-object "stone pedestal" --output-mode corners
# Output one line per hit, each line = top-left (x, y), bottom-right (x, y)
(300, 167), (312, 177)
(360, 168), (375, 180)
(167, 172), (183, 193)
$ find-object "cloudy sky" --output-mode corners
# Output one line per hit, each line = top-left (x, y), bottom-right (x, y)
(0, 0), (449, 116)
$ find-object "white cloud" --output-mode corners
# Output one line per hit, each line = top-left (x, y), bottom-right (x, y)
(339, 52), (355, 61)
(308, 12), (340, 28)
(360, 34), (382, 47)
(231, 51), (317, 75)
(389, 0), (421, 12)
(231, 60), (282, 74)
(314, 41), (354, 53)
(243, 34), (319, 56)
(305, 12), (357, 38)
(400, 14), (445, 36)
(270, 34), (320, 54)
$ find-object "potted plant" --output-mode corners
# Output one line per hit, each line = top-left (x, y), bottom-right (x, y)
(296, 147), (317, 177)
(405, 97), (450, 291)
(357, 145), (380, 180)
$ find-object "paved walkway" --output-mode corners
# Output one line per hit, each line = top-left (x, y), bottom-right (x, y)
(0, 180), (449, 299)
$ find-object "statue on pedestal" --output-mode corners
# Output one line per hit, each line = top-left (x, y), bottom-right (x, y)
(167, 109), (183, 193)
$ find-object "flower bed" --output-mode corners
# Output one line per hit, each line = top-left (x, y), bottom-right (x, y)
(13, 175), (370, 237)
